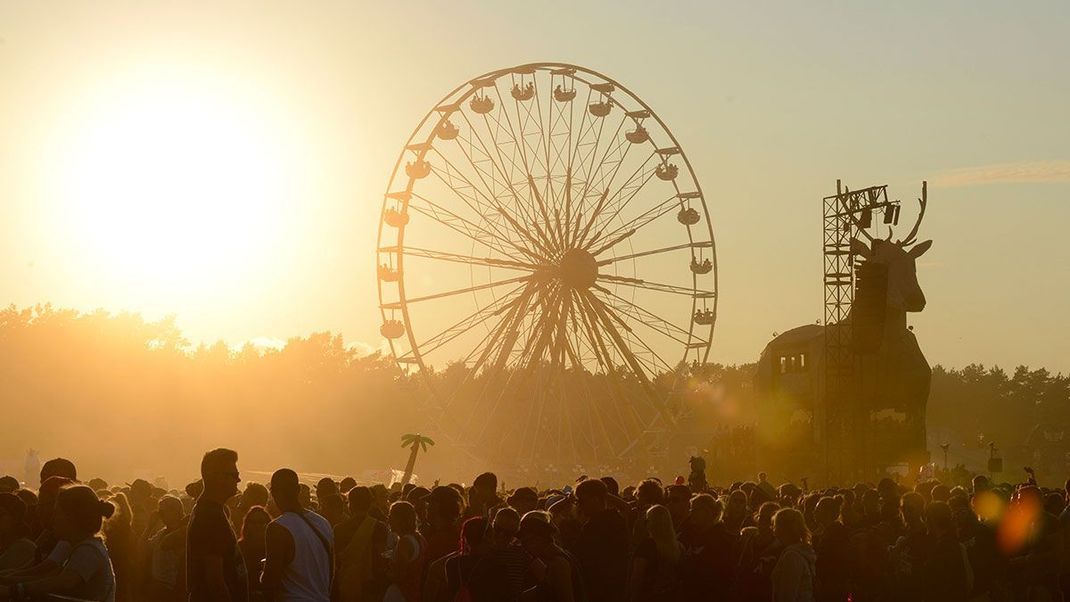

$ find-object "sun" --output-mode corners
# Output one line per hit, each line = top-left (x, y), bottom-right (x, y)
(49, 69), (304, 303)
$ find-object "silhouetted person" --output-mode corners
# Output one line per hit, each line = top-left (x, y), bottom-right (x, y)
(573, 478), (627, 602)
(812, 496), (851, 602)
(465, 472), (501, 521)
(235, 483), (270, 530)
(0, 484), (116, 600)
(319, 493), (347, 527)
(771, 508), (815, 602)
(0, 493), (35, 570)
(678, 494), (733, 599)
(237, 506), (269, 598)
(2, 476), (74, 582)
(334, 486), (388, 602)
(39, 458), (76, 487)
(104, 491), (134, 602)
(889, 491), (931, 601)
(143, 494), (188, 601)
(262, 468), (333, 601)
(186, 447), (248, 602)
(518, 511), (582, 602)
(664, 484), (691, 529)
(735, 501), (781, 602)
(443, 517), (510, 601)
(422, 486), (462, 568)
(506, 487), (539, 517)
(627, 504), (681, 602)
(385, 501), (425, 602)
(487, 506), (535, 599)
(922, 501), (970, 601)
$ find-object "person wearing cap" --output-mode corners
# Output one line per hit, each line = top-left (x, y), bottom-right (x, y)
(38, 459), (76, 488)
(506, 488), (539, 517)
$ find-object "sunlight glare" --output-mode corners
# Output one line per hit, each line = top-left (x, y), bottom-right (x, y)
(52, 70), (302, 301)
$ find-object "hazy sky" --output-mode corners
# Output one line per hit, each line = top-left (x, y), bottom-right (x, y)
(1, 0), (1068, 372)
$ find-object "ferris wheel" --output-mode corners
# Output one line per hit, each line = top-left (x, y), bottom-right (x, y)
(376, 63), (716, 467)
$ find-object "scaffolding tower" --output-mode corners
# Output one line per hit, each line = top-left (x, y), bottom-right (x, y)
(822, 181), (894, 483)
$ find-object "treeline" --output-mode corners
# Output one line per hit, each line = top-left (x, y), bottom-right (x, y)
(0, 305), (420, 485)
(0, 305), (1066, 485)
(929, 363), (1070, 478)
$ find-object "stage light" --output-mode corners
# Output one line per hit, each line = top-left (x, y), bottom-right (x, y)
(859, 208), (872, 228)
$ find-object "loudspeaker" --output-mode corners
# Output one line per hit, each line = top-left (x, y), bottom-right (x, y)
(853, 261), (888, 353)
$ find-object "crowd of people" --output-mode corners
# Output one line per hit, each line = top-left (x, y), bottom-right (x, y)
(0, 450), (1067, 601)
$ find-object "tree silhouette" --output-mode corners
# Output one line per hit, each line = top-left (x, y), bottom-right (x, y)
(399, 433), (434, 487)
(1, 303), (1067, 485)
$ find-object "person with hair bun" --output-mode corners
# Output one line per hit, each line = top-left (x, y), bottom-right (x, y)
(0, 484), (117, 601)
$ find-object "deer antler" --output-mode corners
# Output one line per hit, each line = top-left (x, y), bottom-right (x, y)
(897, 181), (928, 246)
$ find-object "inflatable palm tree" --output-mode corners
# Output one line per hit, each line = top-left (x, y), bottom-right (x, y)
(400, 433), (434, 487)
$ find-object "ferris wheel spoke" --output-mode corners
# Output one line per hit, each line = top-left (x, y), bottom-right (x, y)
(592, 284), (702, 349)
(479, 91), (552, 242)
(464, 285), (556, 446)
(558, 303), (618, 457)
(398, 281), (530, 361)
(493, 84), (551, 235)
(457, 280), (546, 411)
(583, 115), (633, 204)
(595, 241), (713, 267)
(391, 245), (539, 272)
(596, 273), (711, 297)
(408, 192), (547, 264)
(475, 285), (564, 445)
(585, 193), (681, 256)
(576, 290), (671, 424)
(432, 145), (550, 258)
(572, 150), (658, 249)
(582, 291), (672, 375)
(481, 282), (547, 377)
(454, 110), (558, 257)
(442, 281), (540, 413)
(484, 91), (560, 252)
(567, 291), (638, 441)
(585, 151), (662, 243)
(425, 150), (536, 248)
(570, 147), (649, 249)
(391, 273), (533, 306)
(568, 102), (630, 221)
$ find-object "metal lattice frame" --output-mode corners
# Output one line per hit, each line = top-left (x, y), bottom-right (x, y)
(822, 182), (890, 481)
(375, 63), (717, 469)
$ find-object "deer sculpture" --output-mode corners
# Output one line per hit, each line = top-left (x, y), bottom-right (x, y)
(756, 186), (933, 480)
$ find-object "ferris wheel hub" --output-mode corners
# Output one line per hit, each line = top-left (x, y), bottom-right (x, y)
(558, 248), (598, 289)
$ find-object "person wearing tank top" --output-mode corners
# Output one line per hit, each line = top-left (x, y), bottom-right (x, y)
(263, 469), (335, 602)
